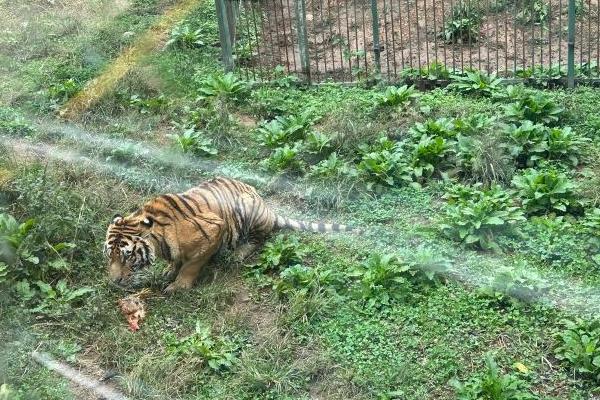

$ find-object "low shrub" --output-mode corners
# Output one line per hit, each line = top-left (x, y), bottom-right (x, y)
(443, 3), (482, 43)
(511, 168), (583, 215)
(504, 92), (564, 126)
(375, 85), (419, 110)
(449, 71), (504, 97)
(555, 318), (600, 381)
(450, 353), (537, 400)
(168, 128), (218, 156)
(164, 321), (239, 372)
(440, 184), (525, 251)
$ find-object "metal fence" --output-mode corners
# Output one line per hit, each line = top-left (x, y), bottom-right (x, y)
(215, 0), (600, 85)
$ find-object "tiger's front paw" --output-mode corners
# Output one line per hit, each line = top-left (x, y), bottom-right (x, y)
(162, 268), (178, 282)
(162, 280), (194, 295)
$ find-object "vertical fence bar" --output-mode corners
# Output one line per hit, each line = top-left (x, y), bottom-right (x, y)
(309, 0), (320, 81)
(216, 0), (234, 72)
(414, 0), (422, 70)
(370, 0), (382, 75)
(433, 0), (439, 66)
(343, 0), (353, 81)
(250, 2), (264, 79)
(381, 0), (391, 77)
(588, 0), (592, 76)
(284, 0), (299, 74)
(441, 0), (447, 69)
(559, 0), (563, 73)
(318, 0), (329, 78)
(406, 0), (414, 70)
(567, 0), (576, 87)
(548, 0), (552, 71)
(327, 0), (336, 78)
(389, 0), (398, 78)
(361, 0), (369, 74)
(295, 0), (311, 82)
(597, 0), (600, 77)
(423, 0), (429, 68)
(513, 0), (517, 74)
(396, 0), (405, 73)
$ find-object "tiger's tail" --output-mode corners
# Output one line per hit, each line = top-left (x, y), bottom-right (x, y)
(275, 215), (362, 234)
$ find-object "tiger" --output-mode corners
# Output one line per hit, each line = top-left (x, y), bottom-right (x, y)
(104, 176), (359, 293)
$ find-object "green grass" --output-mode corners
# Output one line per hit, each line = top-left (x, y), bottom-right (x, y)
(2, 0), (600, 399)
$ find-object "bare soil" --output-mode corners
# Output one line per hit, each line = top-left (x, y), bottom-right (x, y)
(242, 0), (600, 81)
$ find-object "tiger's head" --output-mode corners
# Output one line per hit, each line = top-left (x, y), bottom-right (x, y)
(104, 213), (156, 286)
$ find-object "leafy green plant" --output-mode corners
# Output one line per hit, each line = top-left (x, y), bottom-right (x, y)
(555, 318), (600, 381)
(0, 213), (35, 265)
(504, 122), (586, 168)
(48, 78), (81, 103)
(273, 264), (340, 299)
(0, 107), (35, 136)
(512, 168), (583, 215)
(251, 235), (305, 274)
(479, 267), (549, 305)
(440, 184), (525, 251)
(348, 253), (412, 309)
(545, 126), (588, 166)
(410, 118), (457, 139)
(449, 71), (504, 97)
(453, 114), (497, 136)
(516, 65), (565, 88)
(168, 128), (218, 156)
(504, 121), (549, 168)
(262, 144), (303, 172)
(504, 92), (564, 126)
(166, 24), (205, 48)
(410, 134), (454, 182)
(443, 3), (482, 43)
(17, 279), (93, 318)
(404, 247), (451, 287)
(255, 113), (314, 149)
(357, 147), (411, 190)
(303, 131), (332, 154)
(399, 62), (451, 81)
(517, 0), (549, 25)
(451, 353), (537, 400)
(376, 85), (419, 110)
(349, 251), (450, 309)
(309, 152), (356, 178)
(197, 72), (248, 102)
(164, 321), (238, 372)
(128, 94), (167, 114)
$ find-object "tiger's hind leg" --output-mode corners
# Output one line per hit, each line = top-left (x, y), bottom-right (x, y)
(233, 242), (258, 262)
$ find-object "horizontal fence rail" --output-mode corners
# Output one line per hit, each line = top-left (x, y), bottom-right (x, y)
(217, 0), (600, 85)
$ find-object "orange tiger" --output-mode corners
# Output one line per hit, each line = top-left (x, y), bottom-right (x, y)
(104, 177), (359, 293)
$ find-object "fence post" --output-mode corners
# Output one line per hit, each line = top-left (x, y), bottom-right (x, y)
(294, 0), (311, 83)
(370, 0), (382, 75)
(567, 0), (576, 88)
(216, 0), (234, 72)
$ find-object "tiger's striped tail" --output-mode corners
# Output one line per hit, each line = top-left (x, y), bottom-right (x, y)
(275, 215), (362, 234)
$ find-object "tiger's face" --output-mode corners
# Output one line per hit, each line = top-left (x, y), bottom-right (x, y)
(104, 214), (156, 286)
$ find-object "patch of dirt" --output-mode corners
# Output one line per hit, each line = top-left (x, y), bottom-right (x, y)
(239, 0), (600, 81)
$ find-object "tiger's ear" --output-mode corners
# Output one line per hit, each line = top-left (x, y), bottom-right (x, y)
(112, 214), (123, 224)
(141, 216), (153, 227)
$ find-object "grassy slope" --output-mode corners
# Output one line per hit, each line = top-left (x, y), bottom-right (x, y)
(1, 0), (600, 399)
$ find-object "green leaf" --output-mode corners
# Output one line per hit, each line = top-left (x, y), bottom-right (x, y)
(485, 216), (505, 225)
